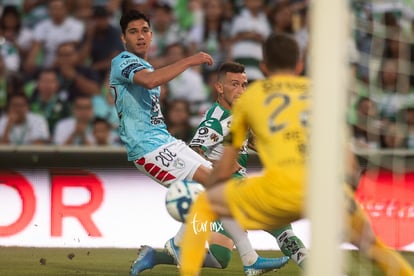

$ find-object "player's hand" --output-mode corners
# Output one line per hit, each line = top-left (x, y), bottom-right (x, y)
(189, 52), (214, 66)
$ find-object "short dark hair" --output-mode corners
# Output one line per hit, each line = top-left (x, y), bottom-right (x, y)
(356, 96), (371, 108)
(38, 68), (58, 77)
(93, 117), (111, 128)
(6, 92), (28, 110)
(0, 6), (22, 31)
(217, 62), (245, 81)
(120, 9), (150, 34)
(73, 94), (92, 104)
(262, 33), (299, 72)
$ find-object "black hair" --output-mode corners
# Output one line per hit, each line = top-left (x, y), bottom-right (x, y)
(93, 117), (111, 128)
(6, 92), (28, 110)
(0, 5), (22, 32)
(262, 33), (299, 72)
(217, 62), (245, 81)
(120, 9), (150, 34)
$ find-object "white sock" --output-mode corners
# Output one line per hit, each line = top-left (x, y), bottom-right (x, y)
(221, 218), (258, 266)
(173, 224), (186, 246)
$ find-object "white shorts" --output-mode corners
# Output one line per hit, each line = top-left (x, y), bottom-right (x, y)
(133, 140), (212, 187)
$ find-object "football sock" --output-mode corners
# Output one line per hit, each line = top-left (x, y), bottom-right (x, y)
(365, 239), (414, 276)
(202, 219), (232, 268)
(173, 224), (186, 245)
(154, 251), (176, 265)
(207, 244), (232, 268)
(180, 192), (217, 276)
(215, 220), (232, 238)
(221, 218), (258, 266)
(267, 224), (307, 269)
(172, 220), (229, 268)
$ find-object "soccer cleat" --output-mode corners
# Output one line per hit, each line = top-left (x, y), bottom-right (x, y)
(243, 256), (290, 276)
(164, 238), (181, 266)
(130, 245), (156, 276)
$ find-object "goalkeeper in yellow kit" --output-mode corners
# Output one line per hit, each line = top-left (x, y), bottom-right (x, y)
(180, 33), (414, 276)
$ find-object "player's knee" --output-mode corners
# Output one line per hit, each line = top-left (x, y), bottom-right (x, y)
(209, 244), (232, 268)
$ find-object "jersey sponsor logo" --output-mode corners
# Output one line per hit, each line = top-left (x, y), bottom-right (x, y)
(120, 54), (130, 59)
(135, 157), (176, 183)
(210, 133), (219, 142)
(198, 127), (208, 135)
(150, 117), (164, 125)
(150, 95), (164, 125)
(237, 167), (247, 176)
(121, 63), (141, 78)
(120, 58), (140, 67)
(191, 139), (205, 144)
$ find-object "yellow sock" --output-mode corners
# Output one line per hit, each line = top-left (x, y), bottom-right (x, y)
(180, 192), (218, 276)
(368, 239), (414, 276)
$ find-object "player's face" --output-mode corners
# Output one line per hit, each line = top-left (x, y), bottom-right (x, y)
(121, 19), (152, 59)
(218, 72), (248, 110)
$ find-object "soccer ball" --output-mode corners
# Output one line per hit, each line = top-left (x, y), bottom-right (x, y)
(165, 180), (205, 222)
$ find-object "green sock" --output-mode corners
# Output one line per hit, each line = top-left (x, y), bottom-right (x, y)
(215, 220), (232, 238)
(267, 224), (307, 269)
(208, 244), (232, 268)
(154, 251), (176, 265)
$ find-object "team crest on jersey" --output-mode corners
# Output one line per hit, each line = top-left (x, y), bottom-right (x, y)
(173, 158), (185, 169)
(227, 121), (231, 128)
(210, 133), (219, 142)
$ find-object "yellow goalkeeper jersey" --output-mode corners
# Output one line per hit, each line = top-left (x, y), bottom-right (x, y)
(230, 75), (310, 182)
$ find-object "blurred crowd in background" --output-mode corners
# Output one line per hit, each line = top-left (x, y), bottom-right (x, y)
(350, 1), (414, 150)
(0, 0), (413, 150)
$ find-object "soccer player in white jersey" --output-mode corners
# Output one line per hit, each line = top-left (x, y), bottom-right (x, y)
(190, 61), (307, 269)
(109, 10), (289, 276)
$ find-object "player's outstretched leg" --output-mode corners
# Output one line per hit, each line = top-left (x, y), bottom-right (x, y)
(219, 218), (289, 275)
(345, 185), (414, 276)
(130, 245), (175, 276)
(166, 235), (289, 275)
(267, 224), (307, 269)
(165, 237), (227, 268)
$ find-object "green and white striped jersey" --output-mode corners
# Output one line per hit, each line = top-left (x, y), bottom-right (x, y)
(189, 102), (248, 176)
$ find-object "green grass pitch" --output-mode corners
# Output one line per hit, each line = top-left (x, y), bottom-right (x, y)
(0, 247), (413, 275)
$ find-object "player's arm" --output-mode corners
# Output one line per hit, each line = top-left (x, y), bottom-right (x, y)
(132, 52), (213, 89)
(205, 93), (249, 186)
(205, 143), (240, 187)
(191, 144), (243, 174)
(190, 145), (205, 156)
(247, 128), (257, 152)
(190, 118), (242, 173)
